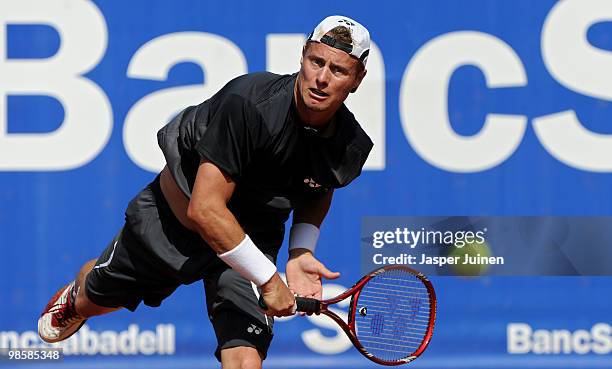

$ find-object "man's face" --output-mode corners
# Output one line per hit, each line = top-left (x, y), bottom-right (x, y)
(296, 41), (366, 119)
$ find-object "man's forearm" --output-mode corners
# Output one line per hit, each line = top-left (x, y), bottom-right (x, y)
(290, 190), (334, 253)
(293, 190), (334, 226)
(188, 203), (245, 253)
(189, 202), (280, 287)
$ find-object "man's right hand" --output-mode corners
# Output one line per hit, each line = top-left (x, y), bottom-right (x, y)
(260, 273), (296, 317)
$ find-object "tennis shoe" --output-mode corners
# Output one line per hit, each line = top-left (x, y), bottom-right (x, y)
(38, 281), (87, 343)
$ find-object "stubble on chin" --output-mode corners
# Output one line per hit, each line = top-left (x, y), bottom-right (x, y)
(305, 103), (327, 112)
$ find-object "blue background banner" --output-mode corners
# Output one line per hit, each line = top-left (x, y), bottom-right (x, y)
(1, 0), (611, 368)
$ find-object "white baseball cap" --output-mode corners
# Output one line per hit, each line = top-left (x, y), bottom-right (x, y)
(307, 15), (371, 66)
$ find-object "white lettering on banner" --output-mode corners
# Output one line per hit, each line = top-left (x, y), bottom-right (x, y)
(266, 35), (386, 170)
(301, 284), (352, 354)
(400, 31), (528, 172)
(19, 331), (38, 348)
(266, 34), (304, 75)
(125, 32), (247, 172)
(3, 2), (612, 173)
(0, 324), (175, 355)
(347, 42), (385, 170)
(507, 322), (612, 354)
(536, 0), (612, 171)
(0, 0), (112, 170)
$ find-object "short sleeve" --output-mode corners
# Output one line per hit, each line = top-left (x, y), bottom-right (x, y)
(195, 94), (269, 180)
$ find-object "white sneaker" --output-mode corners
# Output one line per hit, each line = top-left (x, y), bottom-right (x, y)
(38, 281), (87, 343)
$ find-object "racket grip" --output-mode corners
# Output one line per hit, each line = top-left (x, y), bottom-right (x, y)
(257, 295), (321, 314)
(295, 297), (321, 314)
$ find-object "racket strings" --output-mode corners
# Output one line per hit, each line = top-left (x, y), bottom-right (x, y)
(354, 269), (432, 362)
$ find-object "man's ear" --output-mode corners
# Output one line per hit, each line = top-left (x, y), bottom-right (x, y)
(350, 69), (367, 93)
(300, 45), (307, 66)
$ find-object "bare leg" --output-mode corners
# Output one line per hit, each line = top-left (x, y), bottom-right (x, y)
(74, 259), (121, 318)
(39, 258), (121, 343)
(220, 347), (263, 369)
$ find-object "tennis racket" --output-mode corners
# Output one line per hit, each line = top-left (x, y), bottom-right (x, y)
(259, 265), (436, 366)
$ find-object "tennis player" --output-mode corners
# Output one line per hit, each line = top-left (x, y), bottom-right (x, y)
(39, 15), (372, 369)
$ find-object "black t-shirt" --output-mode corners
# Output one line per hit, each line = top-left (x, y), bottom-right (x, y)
(157, 72), (373, 255)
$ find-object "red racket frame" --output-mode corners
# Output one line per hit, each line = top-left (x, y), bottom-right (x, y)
(314, 265), (436, 366)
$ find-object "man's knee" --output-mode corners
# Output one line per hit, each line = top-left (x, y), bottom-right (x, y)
(75, 262), (122, 317)
(220, 346), (262, 369)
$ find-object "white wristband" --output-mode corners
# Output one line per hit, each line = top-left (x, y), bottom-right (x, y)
(288, 223), (320, 253)
(218, 234), (277, 286)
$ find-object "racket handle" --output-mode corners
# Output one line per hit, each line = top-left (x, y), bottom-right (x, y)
(258, 295), (322, 314)
(295, 297), (321, 314)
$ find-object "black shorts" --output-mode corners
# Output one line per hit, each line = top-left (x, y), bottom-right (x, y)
(84, 176), (275, 360)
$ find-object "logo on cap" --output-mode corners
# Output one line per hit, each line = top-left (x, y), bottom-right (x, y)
(338, 19), (355, 26)
(307, 15), (371, 66)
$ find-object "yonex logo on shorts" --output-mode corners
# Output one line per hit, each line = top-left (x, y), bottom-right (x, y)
(247, 324), (262, 335)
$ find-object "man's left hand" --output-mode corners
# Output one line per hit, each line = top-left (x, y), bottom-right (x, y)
(286, 249), (340, 302)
